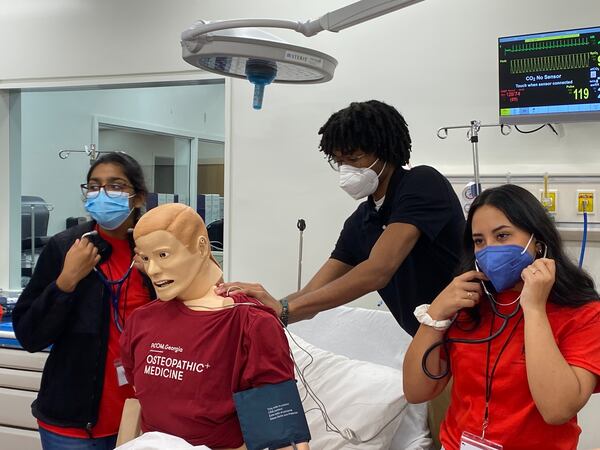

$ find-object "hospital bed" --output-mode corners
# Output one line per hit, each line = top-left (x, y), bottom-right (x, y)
(288, 305), (433, 450)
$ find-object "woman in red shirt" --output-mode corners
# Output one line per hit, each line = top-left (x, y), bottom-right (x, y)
(14, 152), (154, 450)
(403, 184), (600, 450)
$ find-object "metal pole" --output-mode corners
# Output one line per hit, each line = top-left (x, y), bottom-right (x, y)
(30, 205), (36, 266)
(469, 120), (482, 196)
(297, 219), (306, 291)
(436, 121), (511, 198)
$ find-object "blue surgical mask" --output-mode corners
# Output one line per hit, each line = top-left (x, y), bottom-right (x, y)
(475, 234), (535, 293)
(85, 190), (133, 230)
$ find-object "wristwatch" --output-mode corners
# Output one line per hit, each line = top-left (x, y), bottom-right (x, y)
(279, 298), (289, 327)
(413, 304), (453, 331)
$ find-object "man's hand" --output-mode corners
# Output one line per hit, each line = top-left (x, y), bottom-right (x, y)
(215, 282), (283, 316)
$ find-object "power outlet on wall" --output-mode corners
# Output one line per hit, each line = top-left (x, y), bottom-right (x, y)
(540, 189), (558, 214)
(577, 190), (595, 215)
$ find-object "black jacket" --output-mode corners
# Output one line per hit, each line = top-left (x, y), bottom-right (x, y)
(12, 221), (154, 431)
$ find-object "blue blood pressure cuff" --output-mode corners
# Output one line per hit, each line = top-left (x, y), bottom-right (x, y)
(233, 379), (311, 450)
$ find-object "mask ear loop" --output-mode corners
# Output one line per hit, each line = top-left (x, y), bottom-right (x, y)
(520, 234), (535, 256)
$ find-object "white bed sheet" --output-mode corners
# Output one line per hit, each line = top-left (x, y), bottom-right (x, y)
(289, 306), (433, 450)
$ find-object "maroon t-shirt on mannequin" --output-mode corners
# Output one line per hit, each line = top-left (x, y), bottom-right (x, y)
(120, 293), (294, 448)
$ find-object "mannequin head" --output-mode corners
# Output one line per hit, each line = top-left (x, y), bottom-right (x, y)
(134, 203), (222, 301)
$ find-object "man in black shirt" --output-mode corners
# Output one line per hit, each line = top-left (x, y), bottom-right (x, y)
(217, 100), (465, 337)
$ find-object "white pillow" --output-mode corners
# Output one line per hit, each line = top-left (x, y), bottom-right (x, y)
(287, 333), (407, 450)
(115, 432), (210, 450)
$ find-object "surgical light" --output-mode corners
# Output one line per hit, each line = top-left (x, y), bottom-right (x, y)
(181, 0), (425, 109)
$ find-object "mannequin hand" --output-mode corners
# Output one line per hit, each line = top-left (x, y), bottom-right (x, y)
(278, 444), (309, 450)
(427, 271), (487, 321)
(215, 282), (283, 316)
(520, 258), (555, 313)
(56, 239), (100, 292)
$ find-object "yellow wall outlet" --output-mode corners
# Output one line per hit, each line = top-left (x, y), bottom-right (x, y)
(577, 190), (595, 214)
(539, 189), (557, 213)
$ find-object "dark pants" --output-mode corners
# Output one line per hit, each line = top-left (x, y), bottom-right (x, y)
(39, 428), (117, 450)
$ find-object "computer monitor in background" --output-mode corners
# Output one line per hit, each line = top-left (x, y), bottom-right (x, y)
(499, 26), (600, 124)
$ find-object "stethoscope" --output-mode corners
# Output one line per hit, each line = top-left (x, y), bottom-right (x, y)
(421, 242), (548, 380)
(421, 292), (521, 380)
(82, 230), (135, 333)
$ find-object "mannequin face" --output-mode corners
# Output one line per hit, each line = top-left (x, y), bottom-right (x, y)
(135, 230), (205, 301)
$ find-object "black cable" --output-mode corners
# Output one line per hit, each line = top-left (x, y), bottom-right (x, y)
(483, 313), (523, 430)
(421, 296), (521, 380)
(514, 124), (554, 134)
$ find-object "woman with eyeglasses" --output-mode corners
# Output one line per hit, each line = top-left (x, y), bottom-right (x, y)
(13, 152), (155, 450)
(403, 184), (600, 450)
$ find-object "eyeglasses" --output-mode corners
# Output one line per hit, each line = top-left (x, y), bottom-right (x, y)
(81, 183), (134, 199)
(326, 153), (367, 172)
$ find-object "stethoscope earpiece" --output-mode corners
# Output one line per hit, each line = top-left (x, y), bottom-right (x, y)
(81, 230), (98, 239)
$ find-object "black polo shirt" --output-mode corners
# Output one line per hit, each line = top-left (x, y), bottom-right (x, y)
(331, 165), (465, 336)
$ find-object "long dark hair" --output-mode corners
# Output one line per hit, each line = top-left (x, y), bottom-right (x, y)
(318, 100), (412, 166)
(461, 184), (598, 307)
(87, 151), (148, 222)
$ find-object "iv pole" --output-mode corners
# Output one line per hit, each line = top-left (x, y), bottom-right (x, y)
(58, 144), (118, 164)
(297, 219), (306, 291)
(437, 120), (511, 196)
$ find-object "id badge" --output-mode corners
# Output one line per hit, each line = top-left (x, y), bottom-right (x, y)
(114, 359), (129, 387)
(460, 431), (503, 450)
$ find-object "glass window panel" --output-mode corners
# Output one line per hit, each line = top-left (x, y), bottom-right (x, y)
(15, 83), (224, 287)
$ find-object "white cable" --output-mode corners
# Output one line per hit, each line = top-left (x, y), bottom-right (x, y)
(282, 325), (409, 444)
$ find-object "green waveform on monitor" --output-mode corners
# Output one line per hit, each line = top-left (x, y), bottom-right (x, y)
(505, 37), (590, 54)
(510, 52), (590, 74)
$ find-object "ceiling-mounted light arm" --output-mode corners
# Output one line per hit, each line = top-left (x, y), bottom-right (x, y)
(181, 0), (424, 42)
(317, 0), (424, 34)
(181, 19), (305, 43)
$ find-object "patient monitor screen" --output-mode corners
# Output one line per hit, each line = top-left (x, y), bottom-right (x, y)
(499, 26), (600, 124)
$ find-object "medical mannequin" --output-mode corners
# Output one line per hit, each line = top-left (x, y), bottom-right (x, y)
(120, 204), (309, 450)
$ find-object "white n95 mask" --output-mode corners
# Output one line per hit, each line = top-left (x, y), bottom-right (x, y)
(339, 159), (386, 200)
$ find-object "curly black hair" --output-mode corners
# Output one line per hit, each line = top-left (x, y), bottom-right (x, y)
(318, 100), (412, 166)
